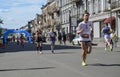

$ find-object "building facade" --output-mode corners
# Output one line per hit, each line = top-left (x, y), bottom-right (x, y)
(24, 0), (120, 39)
(41, 0), (58, 32)
(84, 0), (120, 38)
(57, 0), (87, 35)
(57, 0), (120, 38)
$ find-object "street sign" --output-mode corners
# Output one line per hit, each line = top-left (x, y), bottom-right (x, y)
(71, 17), (77, 27)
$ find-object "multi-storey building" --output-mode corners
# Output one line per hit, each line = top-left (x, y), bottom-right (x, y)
(57, 0), (120, 39)
(33, 14), (43, 32)
(41, 0), (58, 32)
(110, 0), (120, 37)
(57, 0), (84, 34)
(84, 0), (120, 38)
(26, 13), (43, 35)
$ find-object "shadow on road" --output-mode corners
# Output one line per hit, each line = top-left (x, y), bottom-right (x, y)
(114, 51), (120, 52)
(88, 63), (120, 66)
(0, 42), (80, 53)
(53, 51), (76, 54)
(0, 67), (55, 72)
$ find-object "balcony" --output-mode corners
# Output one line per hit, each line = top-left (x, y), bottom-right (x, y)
(111, 0), (120, 9)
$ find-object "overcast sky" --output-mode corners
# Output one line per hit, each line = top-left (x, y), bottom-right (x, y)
(0, 0), (47, 29)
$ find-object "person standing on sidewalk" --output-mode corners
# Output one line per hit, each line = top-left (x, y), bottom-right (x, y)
(58, 32), (62, 44)
(76, 11), (93, 66)
(62, 33), (66, 45)
(48, 28), (57, 53)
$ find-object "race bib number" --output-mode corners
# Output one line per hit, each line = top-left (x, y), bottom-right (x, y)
(81, 34), (89, 38)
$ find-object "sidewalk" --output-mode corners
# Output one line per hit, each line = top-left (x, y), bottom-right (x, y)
(54, 39), (120, 48)
(93, 38), (120, 47)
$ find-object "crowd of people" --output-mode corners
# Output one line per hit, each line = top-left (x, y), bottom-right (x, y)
(5, 34), (26, 48)
(34, 28), (67, 54)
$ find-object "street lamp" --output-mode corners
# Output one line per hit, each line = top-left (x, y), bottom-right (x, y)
(69, 10), (72, 43)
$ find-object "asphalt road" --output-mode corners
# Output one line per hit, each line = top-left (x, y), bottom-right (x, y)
(0, 42), (120, 77)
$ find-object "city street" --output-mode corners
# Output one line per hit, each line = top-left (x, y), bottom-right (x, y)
(0, 42), (120, 77)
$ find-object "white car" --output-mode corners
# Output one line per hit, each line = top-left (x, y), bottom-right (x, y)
(72, 35), (80, 45)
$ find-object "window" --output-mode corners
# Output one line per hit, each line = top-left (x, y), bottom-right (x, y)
(98, 0), (101, 13)
(52, 13), (54, 19)
(87, 1), (90, 14)
(93, 0), (96, 14)
(105, 0), (110, 10)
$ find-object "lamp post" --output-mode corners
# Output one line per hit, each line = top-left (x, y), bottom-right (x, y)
(69, 10), (72, 43)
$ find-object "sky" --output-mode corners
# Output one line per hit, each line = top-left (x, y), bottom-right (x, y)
(0, 0), (47, 29)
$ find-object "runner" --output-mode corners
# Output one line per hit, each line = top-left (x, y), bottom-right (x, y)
(110, 30), (118, 48)
(101, 23), (112, 51)
(58, 32), (62, 44)
(16, 36), (19, 45)
(76, 11), (93, 66)
(20, 34), (25, 48)
(48, 28), (57, 53)
(36, 28), (43, 54)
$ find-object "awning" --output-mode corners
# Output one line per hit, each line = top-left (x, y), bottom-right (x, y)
(104, 16), (115, 24)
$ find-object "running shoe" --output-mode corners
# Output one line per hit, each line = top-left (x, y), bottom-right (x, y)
(39, 51), (43, 54)
(110, 45), (113, 51)
(52, 50), (54, 54)
(82, 61), (87, 66)
(105, 47), (107, 51)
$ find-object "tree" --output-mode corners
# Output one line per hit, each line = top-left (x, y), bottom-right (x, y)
(0, 19), (3, 24)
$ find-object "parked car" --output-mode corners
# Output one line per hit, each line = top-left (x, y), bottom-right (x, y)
(72, 35), (80, 45)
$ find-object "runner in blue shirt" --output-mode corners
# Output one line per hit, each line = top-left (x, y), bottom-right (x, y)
(48, 28), (57, 53)
(101, 23), (112, 51)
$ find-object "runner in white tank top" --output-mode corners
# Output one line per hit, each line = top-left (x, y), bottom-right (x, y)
(77, 21), (93, 42)
(76, 11), (93, 66)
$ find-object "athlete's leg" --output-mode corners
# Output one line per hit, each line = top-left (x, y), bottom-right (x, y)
(40, 42), (42, 51)
(80, 42), (87, 66)
(87, 42), (92, 54)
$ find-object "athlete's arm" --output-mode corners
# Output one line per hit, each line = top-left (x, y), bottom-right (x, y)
(76, 24), (83, 34)
(101, 28), (104, 33)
